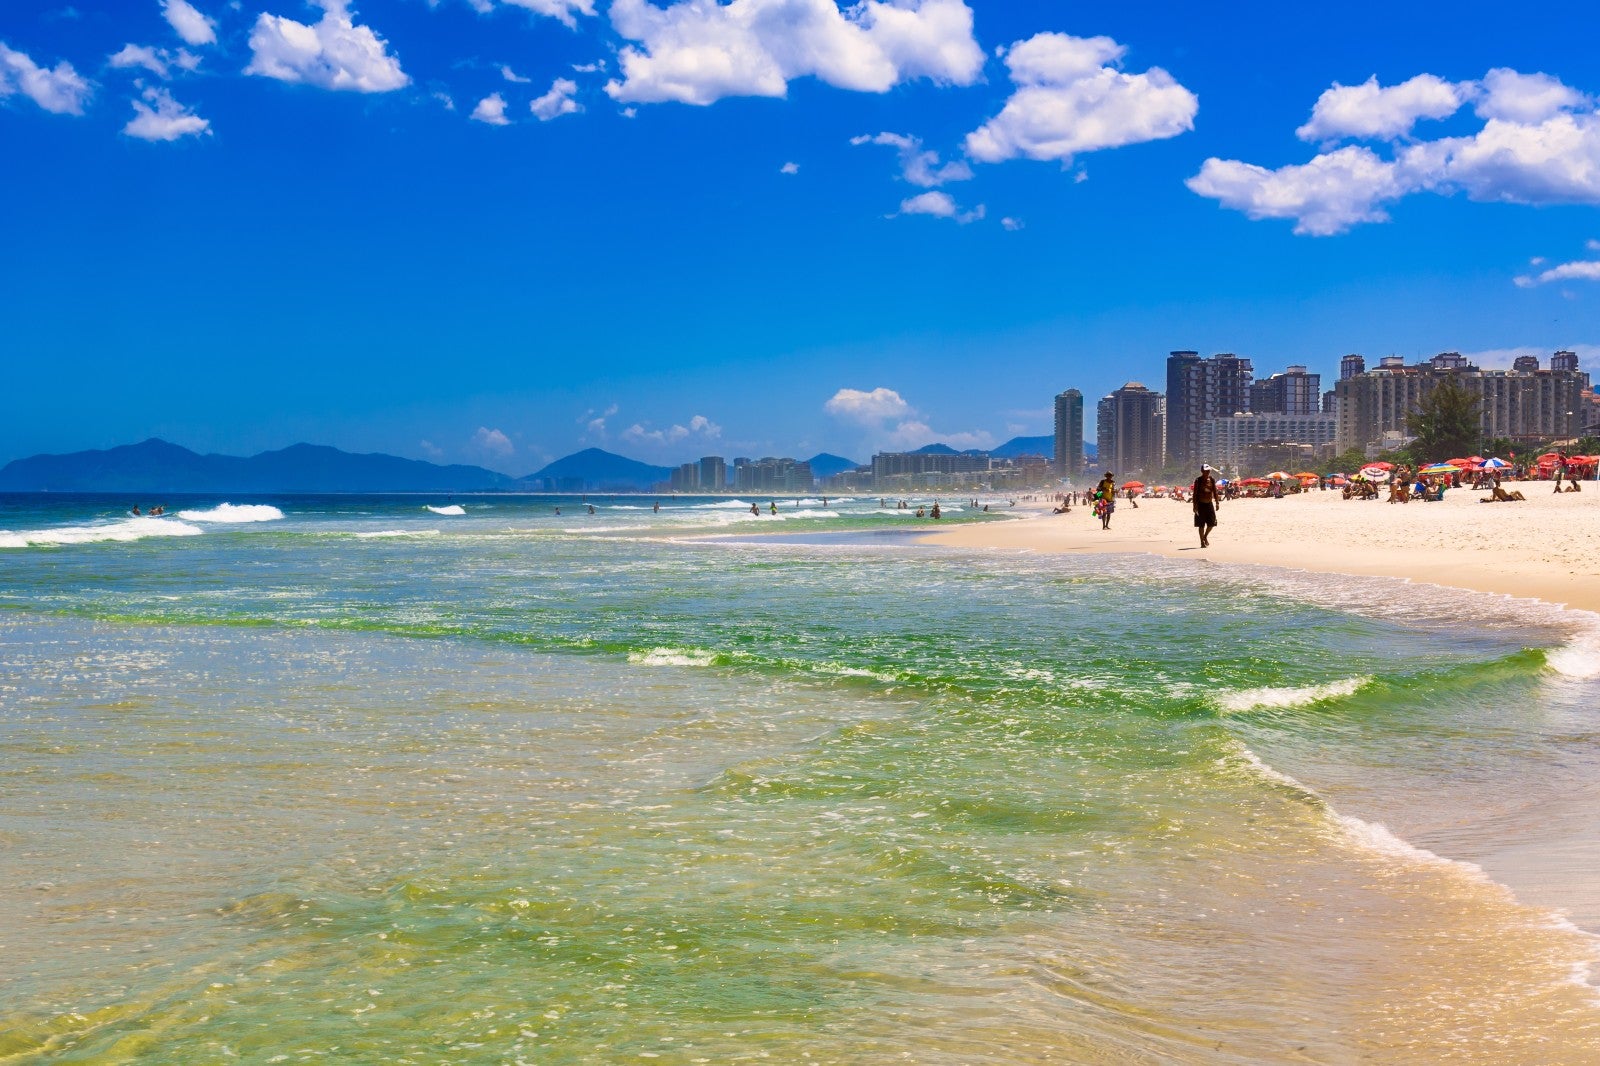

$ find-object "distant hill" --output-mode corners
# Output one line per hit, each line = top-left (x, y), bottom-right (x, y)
(0, 438), (519, 493)
(807, 452), (859, 479)
(912, 443), (960, 455)
(991, 435), (1053, 459)
(525, 448), (673, 491)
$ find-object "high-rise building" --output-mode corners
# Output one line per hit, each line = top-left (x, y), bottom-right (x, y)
(1340, 354), (1366, 380)
(1052, 389), (1084, 479)
(697, 455), (726, 491)
(1513, 355), (1541, 372)
(1102, 382), (1164, 478)
(1251, 365), (1322, 415)
(1096, 394), (1115, 474)
(1165, 351), (1253, 468)
(1198, 412), (1338, 474)
(1553, 350), (1580, 374)
(733, 457), (813, 492)
(1335, 352), (1587, 453)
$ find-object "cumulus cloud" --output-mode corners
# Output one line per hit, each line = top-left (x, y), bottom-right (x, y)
(604, 0), (983, 107)
(825, 386), (991, 451)
(826, 387), (912, 423)
(1295, 74), (1465, 143)
(245, 0), (409, 93)
(1475, 68), (1591, 124)
(109, 43), (200, 79)
(1186, 146), (1407, 236)
(1192, 67), (1600, 234)
(896, 189), (983, 222)
(1000, 216), (1023, 230)
(500, 64), (531, 83)
(419, 439), (444, 459)
(123, 85), (210, 140)
(162, 0), (217, 47)
(780, 160), (799, 174)
(851, 130), (970, 186)
(471, 92), (510, 124)
(473, 426), (515, 456)
(579, 403), (620, 438)
(530, 77), (580, 120)
(964, 31), (1198, 164)
(1514, 259), (1600, 287)
(621, 414), (722, 446)
(0, 41), (92, 114)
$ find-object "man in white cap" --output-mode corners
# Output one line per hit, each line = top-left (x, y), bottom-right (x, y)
(1192, 464), (1220, 548)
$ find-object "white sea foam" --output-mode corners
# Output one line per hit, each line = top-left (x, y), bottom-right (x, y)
(0, 516), (205, 549)
(1335, 813), (1500, 888)
(175, 503), (285, 523)
(628, 648), (717, 668)
(1216, 676), (1371, 713)
(353, 529), (441, 539)
(690, 500), (756, 510)
(425, 505), (466, 516)
(1545, 623), (1600, 679)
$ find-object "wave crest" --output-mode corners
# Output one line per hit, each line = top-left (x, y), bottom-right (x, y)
(0, 516), (205, 549)
(425, 505), (466, 516)
(1216, 677), (1370, 713)
(176, 503), (285, 523)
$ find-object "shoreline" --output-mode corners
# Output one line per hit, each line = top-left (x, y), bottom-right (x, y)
(917, 487), (1600, 615)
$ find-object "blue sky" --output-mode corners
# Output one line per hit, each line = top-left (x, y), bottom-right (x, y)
(3, 0), (1597, 472)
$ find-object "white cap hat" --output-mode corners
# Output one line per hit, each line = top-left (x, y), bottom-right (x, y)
(1201, 464), (1214, 471)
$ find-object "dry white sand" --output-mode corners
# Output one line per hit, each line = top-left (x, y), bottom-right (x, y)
(924, 483), (1600, 613)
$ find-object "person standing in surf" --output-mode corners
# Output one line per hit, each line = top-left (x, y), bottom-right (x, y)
(1093, 472), (1116, 530)
(1192, 464), (1220, 548)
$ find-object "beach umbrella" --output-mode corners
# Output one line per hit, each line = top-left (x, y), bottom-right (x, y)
(1418, 463), (1458, 475)
(1476, 457), (1510, 470)
(1445, 458), (1475, 467)
(1358, 464), (1390, 479)
(1266, 471), (1291, 480)
(1365, 461), (1395, 471)
(1123, 480), (1146, 491)
(1330, 475), (1348, 485)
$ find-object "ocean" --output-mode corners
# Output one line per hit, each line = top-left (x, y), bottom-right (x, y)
(3, 492), (1600, 1063)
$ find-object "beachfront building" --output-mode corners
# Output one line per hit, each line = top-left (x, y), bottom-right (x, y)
(1340, 354), (1366, 380)
(869, 449), (990, 488)
(1197, 412), (1337, 474)
(733, 457), (813, 492)
(698, 455), (726, 491)
(1250, 365), (1321, 415)
(1166, 350), (1254, 468)
(1335, 351), (1589, 453)
(1097, 382), (1165, 478)
(1053, 388), (1084, 480)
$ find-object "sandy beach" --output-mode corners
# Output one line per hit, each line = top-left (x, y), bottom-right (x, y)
(925, 484), (1600, 614)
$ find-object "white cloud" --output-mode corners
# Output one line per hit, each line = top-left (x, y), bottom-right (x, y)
(825, 387), (912, 423)
(780, 160), (799, 174)
(1403, 110), (1600, 205)
(123, 85), (210, 140)
(1455, 344), (1600, 369)
(1295, 74), (1465, 143)
(530, 77), (580, 120)
(432, 90), (456, 110)
(883, 420), (994, 451)
(473, 426), (515, 456)
(572, 60), (605, 73)
(1186, 146), (1407, 236)
(245, 0), (409, 93)
(1475, 68), (1590, 124)
(162, 0), (217, 47)
(112, 44), (167, 78)
(500, 64), (531, 83)
(1000, 216), (1023, 230)
(497, 0), (596, 29)
(851, 130), (970, 186)
(0, 41), (92, 114)
(896, 189), (983, 222)
(580, 403), (619, 438)
(471, 92), (510, 124)
(1192, 67), (1600, 234)
(965, 31), (1197, 164)
(621, 414), (722, 446)
(419, 439), (444, 459)
(604, 0), (983, 107)
(1514, 260), (1600, 288)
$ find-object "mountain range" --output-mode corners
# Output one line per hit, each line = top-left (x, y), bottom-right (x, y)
(0, 436), (1095, 493)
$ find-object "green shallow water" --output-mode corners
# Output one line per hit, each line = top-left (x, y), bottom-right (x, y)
(4, 495), (1600, 1062)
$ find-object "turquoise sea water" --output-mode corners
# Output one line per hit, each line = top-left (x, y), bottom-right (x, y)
(4, 493), (1600, 1063)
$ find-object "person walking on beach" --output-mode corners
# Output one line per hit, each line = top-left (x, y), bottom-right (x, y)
(1093, 472), (1116, 530)
(1192, 464), (1220, 549)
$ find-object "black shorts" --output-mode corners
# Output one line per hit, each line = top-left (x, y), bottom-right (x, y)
(1194, 502), (1217, 527)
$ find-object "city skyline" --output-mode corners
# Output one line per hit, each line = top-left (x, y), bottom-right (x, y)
(3, 0), (1598, 472)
